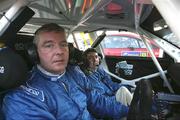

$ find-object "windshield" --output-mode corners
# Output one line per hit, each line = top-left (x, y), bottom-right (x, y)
(100, 32), (163, 58)
(102, 36), (146, 49)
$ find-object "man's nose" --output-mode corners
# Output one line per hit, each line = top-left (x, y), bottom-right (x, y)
(55, 45), (65, 54)
(92, 57), (97, 62)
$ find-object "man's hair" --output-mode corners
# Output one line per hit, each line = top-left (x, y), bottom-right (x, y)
(33, 23), (65, 45)
(82, 48), (103, 67)
(83, 48), (97, 57)
(83, 48), (103, 59)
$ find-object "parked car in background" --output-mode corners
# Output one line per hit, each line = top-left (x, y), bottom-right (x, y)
(101, 32), (163, 58)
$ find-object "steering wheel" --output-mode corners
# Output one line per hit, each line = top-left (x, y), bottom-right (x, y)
(127, 79), (153, 120)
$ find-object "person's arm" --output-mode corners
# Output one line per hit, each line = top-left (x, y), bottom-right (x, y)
(87, 89), (129, 119)
(72, 66), (128, 119)
(2, 90), (56, 120)
(98, 67), (121, 91)
(99, 67), (134, 92)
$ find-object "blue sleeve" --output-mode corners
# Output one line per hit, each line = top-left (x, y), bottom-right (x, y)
(87, 89), (129, 119)
(69, 65), (92, 91)
(98, 67), (120, 92)
(2, 90), (56, 120)
(70, 66), (129, 119)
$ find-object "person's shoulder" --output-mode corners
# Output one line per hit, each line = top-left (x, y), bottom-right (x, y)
(4, 82), (45, 103)
(28, 66), (53, 84)
(21, 83), (45, 101)
(97, 66), (105, 73)
(5, 67), (50, 102)
(3, 66), (60, 106)
(66, 65), (88, 86)
(4, 67), (49, 102)
(67, 65), (85, 76)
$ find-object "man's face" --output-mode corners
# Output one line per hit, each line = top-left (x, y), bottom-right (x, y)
(37, 31), (69, 74)
(86, 52), (100, 71)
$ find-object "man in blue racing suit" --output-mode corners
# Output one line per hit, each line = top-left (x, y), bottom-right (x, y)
(2, 23), (128, 120)
(80, 48), (133, 107)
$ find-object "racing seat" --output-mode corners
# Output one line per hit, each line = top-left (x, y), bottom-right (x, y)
(0, 46), (28, 119)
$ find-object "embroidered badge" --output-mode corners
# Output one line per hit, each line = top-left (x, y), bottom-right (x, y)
(21, 85), (45, 102)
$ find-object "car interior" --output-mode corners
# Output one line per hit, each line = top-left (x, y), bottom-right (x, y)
(0, 0), (180, 119)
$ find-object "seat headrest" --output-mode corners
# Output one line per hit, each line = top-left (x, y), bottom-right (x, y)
(0, 47), (28, 92)
(167, 63), (180, 87)
(68, 43), (83, 65)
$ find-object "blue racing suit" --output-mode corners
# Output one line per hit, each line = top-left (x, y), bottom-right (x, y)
(84, 66), (122, 96)
(2, 65), (128, 120)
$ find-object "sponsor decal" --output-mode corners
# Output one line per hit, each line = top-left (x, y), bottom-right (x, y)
(116, 61), (133, 75)
(121, 51), (148, 57)
(21, 85), (44, 101)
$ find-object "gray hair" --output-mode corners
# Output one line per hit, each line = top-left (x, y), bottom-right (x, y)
(33, 23), (65, 45)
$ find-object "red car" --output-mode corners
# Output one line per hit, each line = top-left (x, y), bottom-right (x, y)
(101, 32), (163, 58)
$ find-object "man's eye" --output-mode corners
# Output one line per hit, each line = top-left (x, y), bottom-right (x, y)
(44, 44), (53, 48)
(88, 57), (93, 60)
(60, 43), (68, 48)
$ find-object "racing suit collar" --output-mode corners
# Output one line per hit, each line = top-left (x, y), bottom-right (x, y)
(36, 64), (66, 81)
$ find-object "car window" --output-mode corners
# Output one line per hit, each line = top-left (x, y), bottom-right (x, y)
(101, 33), (163, 58)
(102, 36), (140, 49)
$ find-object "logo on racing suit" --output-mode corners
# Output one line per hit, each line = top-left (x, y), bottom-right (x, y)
(21, 85), (45, 102)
